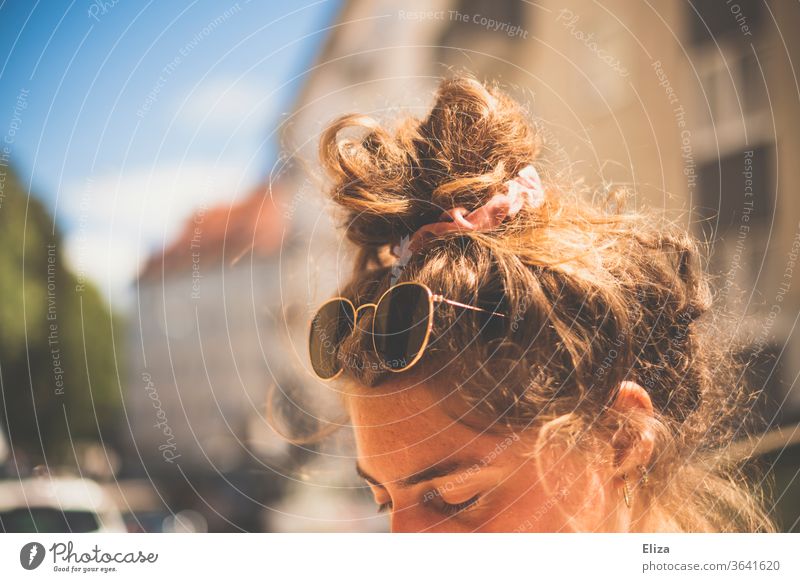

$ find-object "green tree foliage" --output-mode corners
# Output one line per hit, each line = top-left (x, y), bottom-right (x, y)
(0, 165), (122, 465)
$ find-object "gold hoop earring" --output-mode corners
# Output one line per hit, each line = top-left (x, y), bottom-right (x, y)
(638, 465), (649, 487)
(622, 473), (632, 508)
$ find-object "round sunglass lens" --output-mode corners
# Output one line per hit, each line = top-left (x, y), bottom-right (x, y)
(309, 299), (355, 379)
(373, 284), (432, 371)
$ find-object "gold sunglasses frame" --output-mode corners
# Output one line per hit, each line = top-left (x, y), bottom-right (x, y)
(309, 281), (506, 381)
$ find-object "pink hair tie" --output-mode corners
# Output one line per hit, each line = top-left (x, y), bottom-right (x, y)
(391, 164), (545, 258)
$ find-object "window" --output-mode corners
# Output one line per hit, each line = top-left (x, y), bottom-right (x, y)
(695, 145), (775, 293)
(687, 0), (763, 45)
(696, 145), (774, 237)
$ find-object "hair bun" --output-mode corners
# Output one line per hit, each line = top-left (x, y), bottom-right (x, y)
(319, 76), (542, 255)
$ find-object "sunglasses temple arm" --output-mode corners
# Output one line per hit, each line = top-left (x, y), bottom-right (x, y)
(434, 296), (506, 318)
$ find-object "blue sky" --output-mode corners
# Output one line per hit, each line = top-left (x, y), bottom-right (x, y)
(0, 0), (340, 306)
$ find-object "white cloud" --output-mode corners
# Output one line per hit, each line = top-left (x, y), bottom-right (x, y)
(175, 77), (276, 134)
(61, 160), (261, 308)
(63, 231), (141, 306)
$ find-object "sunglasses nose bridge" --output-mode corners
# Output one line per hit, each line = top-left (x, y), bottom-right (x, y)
(354, 303), (377, 334)
(355, 303), (377, 315)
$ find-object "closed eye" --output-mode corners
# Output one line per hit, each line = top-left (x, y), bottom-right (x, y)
(377, 496), (479, 516)
(440, 494), (480, 516)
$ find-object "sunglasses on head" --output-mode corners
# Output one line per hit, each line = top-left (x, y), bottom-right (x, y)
(308, 281), (507, 380)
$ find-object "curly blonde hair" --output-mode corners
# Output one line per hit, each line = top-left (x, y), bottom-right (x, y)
(314, 75), (775, 532)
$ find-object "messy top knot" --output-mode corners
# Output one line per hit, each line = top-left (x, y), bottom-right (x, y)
(319, 77), (542, 266)
(315, 75), (773, 532)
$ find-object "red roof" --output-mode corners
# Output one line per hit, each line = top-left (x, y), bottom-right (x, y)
(139, 182), (285, 280)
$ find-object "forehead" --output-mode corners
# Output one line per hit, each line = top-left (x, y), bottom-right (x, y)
(346, 380), (519, 481)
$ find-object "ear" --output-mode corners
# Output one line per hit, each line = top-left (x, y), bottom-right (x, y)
(609, 381), (655, 478)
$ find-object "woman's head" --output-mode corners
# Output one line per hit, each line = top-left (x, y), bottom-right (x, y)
(313, 76), (774, 532)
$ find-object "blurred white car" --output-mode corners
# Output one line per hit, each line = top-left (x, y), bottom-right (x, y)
(0, 476), (126, 532)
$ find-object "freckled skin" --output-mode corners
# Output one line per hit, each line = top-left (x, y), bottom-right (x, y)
(347, 381), (625, 532)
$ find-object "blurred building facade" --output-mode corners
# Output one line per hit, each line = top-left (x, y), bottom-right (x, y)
(124, 185), (295, 530)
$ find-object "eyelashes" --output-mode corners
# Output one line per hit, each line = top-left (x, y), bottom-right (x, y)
(440, 494), (480, 516)
(375, 495), (481, 516)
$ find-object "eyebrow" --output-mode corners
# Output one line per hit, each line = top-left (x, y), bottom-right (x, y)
(356, 458), (481, 489)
